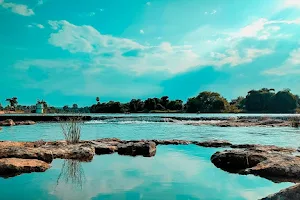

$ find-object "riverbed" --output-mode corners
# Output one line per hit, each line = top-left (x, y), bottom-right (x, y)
(0, 114), (299, 200)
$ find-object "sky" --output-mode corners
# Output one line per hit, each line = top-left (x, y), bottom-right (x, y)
(1, 0), (300, 106)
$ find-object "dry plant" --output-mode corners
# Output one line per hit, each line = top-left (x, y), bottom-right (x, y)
(60, 117), (82, 144)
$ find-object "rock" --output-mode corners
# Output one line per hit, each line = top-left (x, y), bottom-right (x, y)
(260, 184), (300, 200)
(15, 121), (36, 126)
(0, 158), (50, 178)
(231, 144), (296, 153)
(211, 150), (267, 173)
(0, 119), (15, 126)
(90, 141), (118, 155)
(0, 147), (53, 163)
(43, 143), (95, 162)
(195, 140), (232, 148)
(118, 141), (156, 157)
(152, 139), (191, 145)
(211, 148), (300, 183)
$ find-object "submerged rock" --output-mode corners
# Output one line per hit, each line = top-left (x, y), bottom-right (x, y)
(211, 148), (300, 183)
(118, 141), (156, 157)
(0, 158), (50, 178)
(260, 184), (300, 200)
(0, 119), (15, 126)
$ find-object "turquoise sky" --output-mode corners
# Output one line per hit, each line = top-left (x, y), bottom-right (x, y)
(1, 0), (300, 106)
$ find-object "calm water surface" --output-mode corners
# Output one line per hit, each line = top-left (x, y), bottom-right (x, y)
(0, 115), (298, 200)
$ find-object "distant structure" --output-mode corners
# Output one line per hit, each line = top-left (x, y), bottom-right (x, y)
(36, 101), (44, 114)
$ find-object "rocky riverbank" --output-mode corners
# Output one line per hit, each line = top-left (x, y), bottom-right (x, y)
(0, 115), (298, 127)
(0, 138), (299, 199)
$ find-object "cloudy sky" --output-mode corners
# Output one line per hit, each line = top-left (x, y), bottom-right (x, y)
(1, 0), (300, 106)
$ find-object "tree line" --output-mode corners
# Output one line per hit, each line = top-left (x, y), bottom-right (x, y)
(2, 88), (300, 114)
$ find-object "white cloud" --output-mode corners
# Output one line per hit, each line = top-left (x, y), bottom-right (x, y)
(264, 48), (300, 75)
(211, 10), (217, 15)
(28, 23), (45, 29)
(140, 29), (144, 34)
(146, 2), (151, 6)
(99, 8), (104, 12)
(283, 0), (300, 8)
(0, 0), (34, 16)
(204, 12), (208, 15)
(156, 36), (162, 40)
(48, 20), (143, 54)
(211, 48), (273, 67)
(233, 18), (300, 40)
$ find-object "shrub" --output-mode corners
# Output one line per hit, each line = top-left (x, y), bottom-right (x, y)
(61, 118), (82, 144)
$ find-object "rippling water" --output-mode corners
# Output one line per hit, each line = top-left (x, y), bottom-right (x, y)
(0, 114), (298, 199)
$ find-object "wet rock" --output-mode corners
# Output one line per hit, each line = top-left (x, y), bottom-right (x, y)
(118, 141), (156, 157)
(15, 121), (36, 126)
(0, 147), (53, 163)
(0, 119), (15, 126)
(211, 150), (267, 173)
(231, 144), (296, 153)
(152, 139), (191, 145)
(260, 184), (300, 200)
(211, 148), (300, 183)
(195, 140), (232, 148)
(90, 141), (118, 155)
(0, 158), (50, 178)
(43, 143), (95, 162)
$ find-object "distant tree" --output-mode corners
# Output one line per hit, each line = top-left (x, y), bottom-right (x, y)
(63, 105), (69, 112)
(160, 96), (169, 108)
(230, 96), (246, 110)
(144, 98), (156, 111)
(72, 104), (78, 109)
(269, 90), (297, 113)
(186, 91), (228, 113)
(129, 99), (144, 112)
(167, 100), (183, 110)
(6, 97), (18, 110)
(245, 89), (274, 112)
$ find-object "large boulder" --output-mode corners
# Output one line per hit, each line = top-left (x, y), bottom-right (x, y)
(0, 158), (50, 178)
(0, 119), (15, 126)
(261, 184), (300, 200)
(118, 141), (156, 157)
(211, 148), (300, 183)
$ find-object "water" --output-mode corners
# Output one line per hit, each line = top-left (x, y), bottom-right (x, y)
(0, 114), (298, 199)
(0, 146), (292, 200)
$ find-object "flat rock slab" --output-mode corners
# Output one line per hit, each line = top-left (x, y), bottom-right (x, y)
(211, 148), (300, 183)
(194, 140), (232, 148)
(117, 142), (156, 157)
(0, 158), (50, 178)
(260, 184), (300, 200)
(0, 147), (54, 163)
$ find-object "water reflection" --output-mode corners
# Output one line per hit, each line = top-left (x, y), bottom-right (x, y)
(56, 160), (86, 189)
